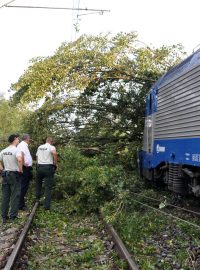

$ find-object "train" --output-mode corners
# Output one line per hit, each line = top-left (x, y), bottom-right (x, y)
(139, 49), (200, 197)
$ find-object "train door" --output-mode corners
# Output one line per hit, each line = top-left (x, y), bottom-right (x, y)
(146, 92), (153, 153)
(141, 92), (154, 179)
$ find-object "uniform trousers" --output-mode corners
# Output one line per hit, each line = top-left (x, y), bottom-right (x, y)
(35, 164), (54, 209)
(1, 172), (21, 219)
(19, 166), (33, 209)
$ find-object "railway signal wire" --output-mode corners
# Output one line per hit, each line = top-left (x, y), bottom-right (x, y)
(131, 198), (200, 230)
(131, 192), (200, 217)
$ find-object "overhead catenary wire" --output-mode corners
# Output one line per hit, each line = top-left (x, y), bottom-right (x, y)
(77, 0), (81, 20)
(77, 11), (103, 17)
(5, 5), (110, 13)
(71, 0), (81, 41)
(71, 0), (76, 40)
(0, 0), (15, 8)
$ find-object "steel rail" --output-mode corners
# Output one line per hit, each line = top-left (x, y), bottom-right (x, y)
(100, 213), (139, 270)
(4, 202), (39, 270)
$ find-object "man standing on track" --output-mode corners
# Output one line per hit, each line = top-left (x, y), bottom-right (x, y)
(35, 137), (58, 210)
(17, 134), (33, 210)
(0, 134), (23, 223)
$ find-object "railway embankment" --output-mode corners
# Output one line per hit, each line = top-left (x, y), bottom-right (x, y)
(102, 188), (200, 269)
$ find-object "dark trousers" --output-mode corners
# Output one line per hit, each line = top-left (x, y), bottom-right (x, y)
(35, 165), (54, 209)
(19, 166), (32, 209)
(1, 172), (21, 219)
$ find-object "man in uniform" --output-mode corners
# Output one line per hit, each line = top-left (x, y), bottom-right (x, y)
(0, 134), (23, 223)
(35, 137), (58, 210)
(17, 134), (33, 210)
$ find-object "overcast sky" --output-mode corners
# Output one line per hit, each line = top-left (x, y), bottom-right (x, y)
(1, 0), (200, 98)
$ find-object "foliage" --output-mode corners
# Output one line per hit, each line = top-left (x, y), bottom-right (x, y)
(5, 31), (195, 269)
(26, 201), (124, 269)
(11, 33), (184, 105)
(0, 99), (26, 148)
(54, 146), (130, 211)
(102, 190), (200, 270)
(10, 33), (185, 160)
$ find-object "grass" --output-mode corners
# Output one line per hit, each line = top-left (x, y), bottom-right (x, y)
(102, 188), (200, 270)
(26, 200), (126, 270)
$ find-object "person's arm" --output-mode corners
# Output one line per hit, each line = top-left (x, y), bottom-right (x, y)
(51, 148), (58, 167)
(17, 155), (23, 173)
(21, 151), (25, 166)
(0, 160), (4, 172)
(36, 148), (39, 165)
(16, 146), (25, 167)
(52, 151), (58, 167)
(0, 152), (4, 172)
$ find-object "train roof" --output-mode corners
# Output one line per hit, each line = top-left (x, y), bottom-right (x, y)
(152, 49), (200, 91)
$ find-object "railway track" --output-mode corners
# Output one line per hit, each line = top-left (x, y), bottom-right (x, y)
(0, 202), (138, 270)
(2, 190), (199, 269)
(123, 190), (200, 269)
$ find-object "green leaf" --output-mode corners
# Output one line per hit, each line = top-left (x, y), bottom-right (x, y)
(159, 202), (166, 209)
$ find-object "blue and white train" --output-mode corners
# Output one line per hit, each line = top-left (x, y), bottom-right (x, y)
(139, 49), (200, 197)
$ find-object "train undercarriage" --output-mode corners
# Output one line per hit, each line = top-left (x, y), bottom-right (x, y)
(142, 163), (200, 197)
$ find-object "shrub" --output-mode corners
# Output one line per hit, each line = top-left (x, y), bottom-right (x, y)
(54, 146), (129, 211)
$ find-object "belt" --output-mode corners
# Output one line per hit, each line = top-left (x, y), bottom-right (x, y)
(38, 164), (53, 166)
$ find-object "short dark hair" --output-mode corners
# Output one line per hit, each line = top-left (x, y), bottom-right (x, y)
(8, 134), (19, 143)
